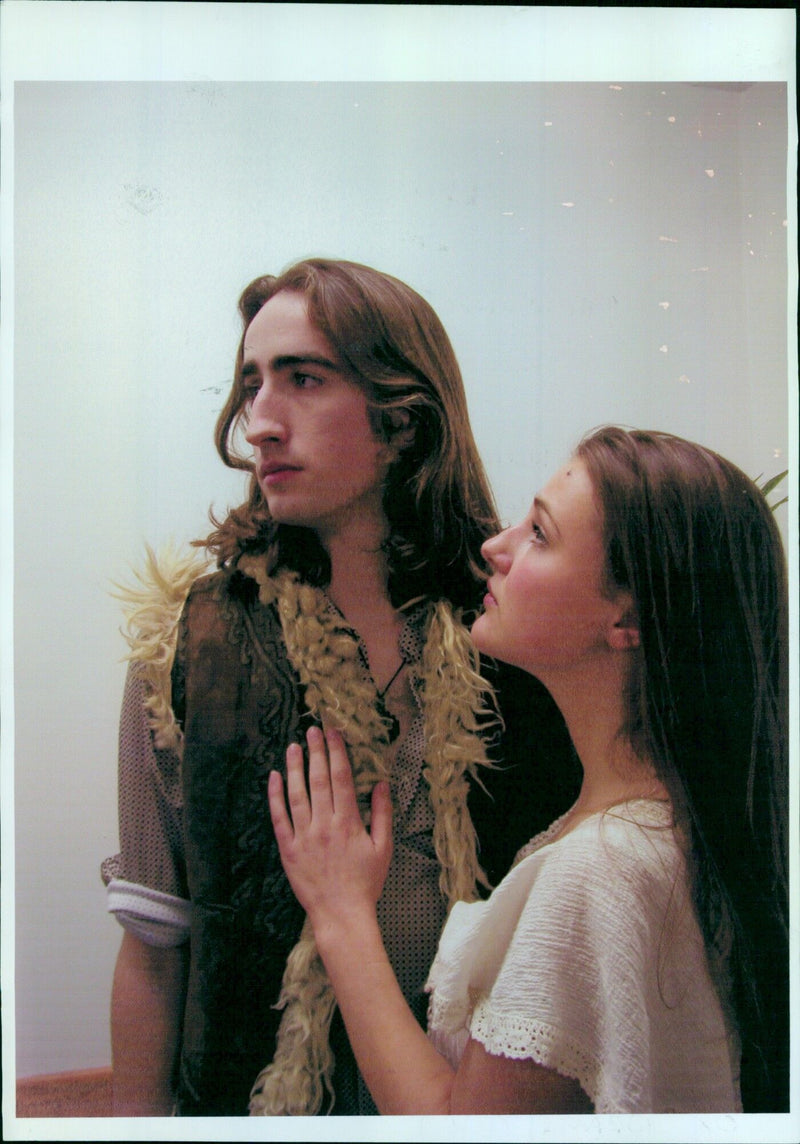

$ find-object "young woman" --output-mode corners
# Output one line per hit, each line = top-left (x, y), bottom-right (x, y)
(270, 426), (789, 1114)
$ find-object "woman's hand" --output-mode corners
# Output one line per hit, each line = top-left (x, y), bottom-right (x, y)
(268, 726), (393, 932)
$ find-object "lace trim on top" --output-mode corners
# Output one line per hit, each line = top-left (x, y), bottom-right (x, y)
(469, 1002), (600, 1104)
(427, 798), (680, 1111)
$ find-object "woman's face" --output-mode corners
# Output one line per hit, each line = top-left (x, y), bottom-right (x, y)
(471, 458), (626, 679)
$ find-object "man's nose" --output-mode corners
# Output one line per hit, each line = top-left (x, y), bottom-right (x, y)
(244, 382), (288, 445)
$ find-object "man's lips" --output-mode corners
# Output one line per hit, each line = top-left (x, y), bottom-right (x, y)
(259, 462), (302, 483)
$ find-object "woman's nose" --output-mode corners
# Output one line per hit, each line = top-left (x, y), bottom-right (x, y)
(481, 528), (513, 573)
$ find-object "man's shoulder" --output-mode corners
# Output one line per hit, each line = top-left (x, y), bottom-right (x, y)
(185, 561), (265, 605)
(180, 561), (287, 657)
(185, 565), (228, 600)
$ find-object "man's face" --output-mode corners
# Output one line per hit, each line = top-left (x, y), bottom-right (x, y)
(242, 290), (389, 546)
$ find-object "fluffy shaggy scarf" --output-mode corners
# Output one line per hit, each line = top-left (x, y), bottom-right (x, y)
(113, 544), (211, 754)
(115, 548), (496, 1117)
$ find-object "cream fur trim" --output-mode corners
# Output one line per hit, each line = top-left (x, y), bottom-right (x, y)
(244, 558), (496, 1116)
(420, 601), (494, 904)
(112, 544), (211, 753)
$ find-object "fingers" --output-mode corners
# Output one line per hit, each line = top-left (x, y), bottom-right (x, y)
(369, 780), (393, 861)
(324, 727), (359, 817)
(271, 725), (388, 845)
(268, 769), (293, 851)
(305, 726), (335, 817)
(283, 738), (314, 831)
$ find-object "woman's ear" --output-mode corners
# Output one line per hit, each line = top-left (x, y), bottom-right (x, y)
(607, 597), (640, 651)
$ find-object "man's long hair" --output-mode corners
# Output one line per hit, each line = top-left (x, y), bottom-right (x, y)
(578, 426), (789, 1112)
(204, 258), (499, 613)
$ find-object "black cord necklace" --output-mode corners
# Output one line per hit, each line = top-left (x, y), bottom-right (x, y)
(375, 660), (405, 743)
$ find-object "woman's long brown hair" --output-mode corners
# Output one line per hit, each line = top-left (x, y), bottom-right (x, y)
(578, 426), (789, 1112)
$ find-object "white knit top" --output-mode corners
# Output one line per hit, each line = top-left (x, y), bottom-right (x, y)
(425, 800), (741, 1113)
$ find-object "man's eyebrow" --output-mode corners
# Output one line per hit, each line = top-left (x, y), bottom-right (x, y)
(241, 351), (341, 372)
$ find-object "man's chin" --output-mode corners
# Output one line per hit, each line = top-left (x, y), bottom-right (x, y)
(269, 512), (314, 529)
(263, 497), (305, 525)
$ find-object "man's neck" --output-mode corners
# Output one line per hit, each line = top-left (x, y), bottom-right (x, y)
(323, 526), (407, 690)
(327, 541), (395, 628)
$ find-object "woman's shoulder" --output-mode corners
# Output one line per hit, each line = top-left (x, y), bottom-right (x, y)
(511, 800), (683, 918)
(586, 800), (681, 874)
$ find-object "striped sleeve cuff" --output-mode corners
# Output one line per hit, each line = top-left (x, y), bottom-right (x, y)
(106, 878), (190, 948)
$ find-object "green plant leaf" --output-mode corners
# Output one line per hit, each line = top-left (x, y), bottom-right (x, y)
(756, 469), (788, 513)
(759, 470), (788, 499)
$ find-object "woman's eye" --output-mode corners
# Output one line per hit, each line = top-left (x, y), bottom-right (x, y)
(531, 522), (547, 544)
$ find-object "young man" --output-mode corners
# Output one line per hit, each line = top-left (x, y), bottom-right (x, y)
(103, 258), (578, 1116)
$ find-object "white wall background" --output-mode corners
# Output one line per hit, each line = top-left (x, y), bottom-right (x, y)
(4, 7), (795, 1122)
